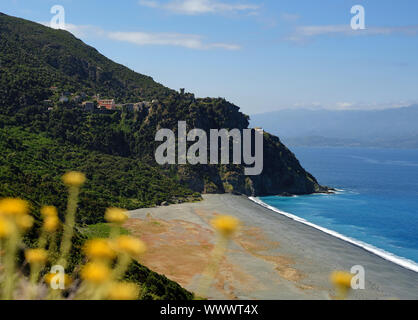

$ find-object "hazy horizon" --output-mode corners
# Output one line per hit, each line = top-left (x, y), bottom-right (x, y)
(250, 104), (418, 148)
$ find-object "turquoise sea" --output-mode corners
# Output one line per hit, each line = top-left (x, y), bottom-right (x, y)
(258, 147), (418, 272)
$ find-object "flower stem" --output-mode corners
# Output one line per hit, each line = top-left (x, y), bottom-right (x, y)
(58, 186), (80, 269)
(2, 228), (20, 300)
(196, 235), (228, 299)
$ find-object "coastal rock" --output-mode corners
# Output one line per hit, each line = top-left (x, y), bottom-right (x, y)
(247, 133), (329, 196)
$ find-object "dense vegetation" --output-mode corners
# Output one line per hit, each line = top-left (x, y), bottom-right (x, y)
(0, 126), (200, 224)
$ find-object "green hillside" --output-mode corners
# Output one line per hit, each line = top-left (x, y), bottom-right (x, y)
(0, 126), (200, 224)
(0, 12), (326, 197)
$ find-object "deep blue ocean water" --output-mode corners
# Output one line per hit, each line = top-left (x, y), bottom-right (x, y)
(259, 147), (418, 269)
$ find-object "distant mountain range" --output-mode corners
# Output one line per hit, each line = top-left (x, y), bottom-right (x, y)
(250, 105), (418, 149)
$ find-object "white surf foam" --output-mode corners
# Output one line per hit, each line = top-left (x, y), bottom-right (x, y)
(248, 196), (418, 273)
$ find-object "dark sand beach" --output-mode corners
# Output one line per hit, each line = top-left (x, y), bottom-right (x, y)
(127, 194), (418, 300)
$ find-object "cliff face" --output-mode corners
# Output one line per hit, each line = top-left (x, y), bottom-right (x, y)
(137, 98), (327, 196)
(248, 133), (328, 195)
(0, 12), (327, 196)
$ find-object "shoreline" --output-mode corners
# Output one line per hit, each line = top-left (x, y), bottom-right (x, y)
(249, 196), (418, 273)
(127, 194), (418, 300)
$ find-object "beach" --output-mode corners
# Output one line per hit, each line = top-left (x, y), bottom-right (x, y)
(127, 194), (418, 300)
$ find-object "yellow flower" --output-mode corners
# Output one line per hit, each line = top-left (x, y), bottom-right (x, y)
(62, 171), (86, 187)
(330, 271), (354, 299)
(0, 216), (13, 239)
(330, 271), (353, 289)
(43, 215), (60, 233)
(25, 249), (48, 265)
(0, 198), (29, 216)
(16, 214), (34, 232)
(83, 239), (116, 260)
(105, 208), (129, 224)
(107, 282), (140, 300)
(41, 206), (58, 217)
(81, 262), (111, 284)
(211, 215), (240, 237)
(44, 273), (73, 287)
(115, 236), (147, 257)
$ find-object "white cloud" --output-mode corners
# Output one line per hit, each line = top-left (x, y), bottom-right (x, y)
(138, 0), (259, 15)
(335, 102), (354, 110)
(63, 24), (106, 39)
(291, 100), (418, 111)
(330, 100), (418, 111)
(40, 22), (105, 39)
(108, 31), (240, 50)
(41, 22), (240, 50)
(280, 13), (300, 22)
(286, 24), (418, 43)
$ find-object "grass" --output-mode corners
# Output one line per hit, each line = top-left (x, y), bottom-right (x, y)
(81, 223), (130, 239)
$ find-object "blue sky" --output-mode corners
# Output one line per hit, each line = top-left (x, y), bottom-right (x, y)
(1, 0), (418, 114)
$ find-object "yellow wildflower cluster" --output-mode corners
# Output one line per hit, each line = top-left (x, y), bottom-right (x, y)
(115, 235), (147, 257)
(0, 198), (29, 216)
(16, 214), (34, 231)
(44, 273), (73, 287)
(211, 215), (240, 237)
(330, 271), (354, 300)
(81, 262), (112, 284)
(0, 198), (33, 234)
(83, 239), (116, 260)
(0, 217), (13, 239)
(105, 208), (129, 224)
(107, 282), (140, 300)
(0, 171), (148, 301)
(62, 171), (86, 187)
(44, 215), (59, 233)
(40, 206), (59, 232)
(25, 249), (48, 265)
(41, 206), (58, 217)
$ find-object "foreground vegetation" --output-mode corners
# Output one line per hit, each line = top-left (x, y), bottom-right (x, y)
(0, 173), (242, 300)
(0, 173), (355, 300)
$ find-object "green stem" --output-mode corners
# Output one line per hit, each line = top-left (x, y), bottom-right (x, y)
(196, 235), (228, 299)
(112, 253), (131, 280)
(58, 186), (80, 270)
(2, 229), (20, 300)
(29, 264), (42, 299)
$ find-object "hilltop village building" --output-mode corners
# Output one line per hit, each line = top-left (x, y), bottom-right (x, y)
(98, 99), (116, 110)
(179, 88), (195, 101)
(49, 88), (158, 114)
